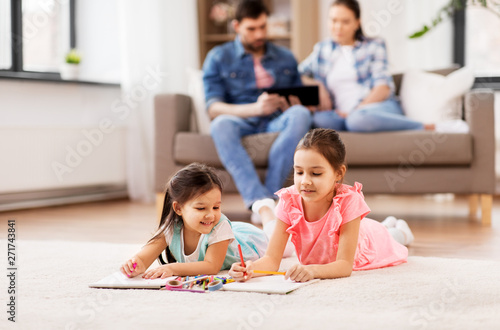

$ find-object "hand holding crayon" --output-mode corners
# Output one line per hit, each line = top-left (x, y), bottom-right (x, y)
(237, 244), (247, 279)
(228, 260), (254, 282)
(229, 245), (254, 282)
(120, 257), (144, 278)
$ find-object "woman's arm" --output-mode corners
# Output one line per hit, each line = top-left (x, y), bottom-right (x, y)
(142, 239), (230, 279)
(286, 217), (361, 282)
(356, 39), (394, 108)
(121, 234), (168, 277)
(357, 85), (391, 108)
(229, 220), (290, 281)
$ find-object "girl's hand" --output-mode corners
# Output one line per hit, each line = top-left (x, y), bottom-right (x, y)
(229, 260), (254, 282)
(285, 264), (315, 282)
(142, 265), (174, 279)
(120, 257), (146, 278)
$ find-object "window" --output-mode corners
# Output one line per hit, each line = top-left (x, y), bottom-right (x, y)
(22, 0), (67, 72)
(0, 0), (11, 70)
(466, 6), (500, 77)
(0, 0), (74, 79)
(454, 3), (500, 89)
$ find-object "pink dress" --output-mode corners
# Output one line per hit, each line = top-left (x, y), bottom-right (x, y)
(275, 182), (408, 270)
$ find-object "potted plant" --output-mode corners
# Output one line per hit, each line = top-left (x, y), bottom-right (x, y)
(60, 49), (81, 80)
(409, 0), (500, 39)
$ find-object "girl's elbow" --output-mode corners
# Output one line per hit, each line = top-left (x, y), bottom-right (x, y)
(209, 265), (223, 275)
(342, 268), (353, 278)
(203, 261), (223, 275)
(337, 261), (353, 278)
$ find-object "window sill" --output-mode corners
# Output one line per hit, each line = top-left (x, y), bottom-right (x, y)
(473, 77), (500, 91)
(0, 71), (120, 87)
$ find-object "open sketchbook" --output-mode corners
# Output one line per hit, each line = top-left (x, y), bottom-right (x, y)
(222, 275), (320, 295)
(89, 272), (319, 294)
(89, 271), (176, 289)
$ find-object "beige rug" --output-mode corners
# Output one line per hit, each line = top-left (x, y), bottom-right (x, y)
(1, 240), (499, 329)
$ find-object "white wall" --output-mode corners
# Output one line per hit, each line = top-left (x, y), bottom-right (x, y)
(319, 0), (454, 73)
(0, 80), (125, 194)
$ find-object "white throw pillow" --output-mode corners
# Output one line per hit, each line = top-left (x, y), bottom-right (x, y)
(186, 67), (211, 135)
(399, 67), (475, 124)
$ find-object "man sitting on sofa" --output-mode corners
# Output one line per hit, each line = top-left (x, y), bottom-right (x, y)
(202, 0), (312, 225)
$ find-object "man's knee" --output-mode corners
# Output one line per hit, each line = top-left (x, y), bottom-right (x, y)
(286, 105), (312, 129)
(210, 115), (239, 137)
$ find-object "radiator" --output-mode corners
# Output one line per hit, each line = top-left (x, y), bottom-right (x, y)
(0, 126), (128, 211)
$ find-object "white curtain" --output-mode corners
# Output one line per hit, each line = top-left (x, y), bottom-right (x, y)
(117, 0), (199, 203)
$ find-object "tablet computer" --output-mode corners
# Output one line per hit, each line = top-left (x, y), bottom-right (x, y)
(266, 86), (319, 106)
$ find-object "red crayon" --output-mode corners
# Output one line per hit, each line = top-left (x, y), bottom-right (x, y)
(237, 244), (247, 278)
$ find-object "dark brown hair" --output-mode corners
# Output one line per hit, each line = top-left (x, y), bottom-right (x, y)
(331, 0), (364, 41)
(150, 163), (223, 262)
(296, 128), (347, 188)
(235, 0), (270, 22)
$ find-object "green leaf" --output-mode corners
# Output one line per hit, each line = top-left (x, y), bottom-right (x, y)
(409, 25), (430, 39)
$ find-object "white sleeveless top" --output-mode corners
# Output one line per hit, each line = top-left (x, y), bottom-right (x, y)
(326, 45), (365, 114)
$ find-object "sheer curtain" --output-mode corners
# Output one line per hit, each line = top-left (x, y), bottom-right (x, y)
(117, 0), (199, 203)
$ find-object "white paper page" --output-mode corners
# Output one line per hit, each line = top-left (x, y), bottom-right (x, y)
(222, 275), (319, 294)
(89, 271), (176, 289)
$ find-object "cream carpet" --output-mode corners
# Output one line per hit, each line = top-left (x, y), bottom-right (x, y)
(1, 240), (499, 330)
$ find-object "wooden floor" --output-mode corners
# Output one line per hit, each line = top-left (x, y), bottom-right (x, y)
(1, 193), (499, 260)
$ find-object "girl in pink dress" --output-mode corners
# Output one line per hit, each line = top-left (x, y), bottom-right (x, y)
(229, 128), (413, 282)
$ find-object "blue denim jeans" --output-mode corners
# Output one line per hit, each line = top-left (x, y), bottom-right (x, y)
(312, 99), (424, 132)
(210, 105), (312, 208)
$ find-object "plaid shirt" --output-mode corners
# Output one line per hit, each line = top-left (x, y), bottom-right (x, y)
(299, 37), (396, 108)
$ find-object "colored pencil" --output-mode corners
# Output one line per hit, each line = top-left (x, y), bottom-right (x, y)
(253, 270), (286, 275)
(237, 244), (247, 278)
(182, 275), (209, 285)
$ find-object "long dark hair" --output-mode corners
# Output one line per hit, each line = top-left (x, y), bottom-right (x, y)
(331, 0), (364, 41)
(150, 163), (223, 263)
(296, 128), (347, 195)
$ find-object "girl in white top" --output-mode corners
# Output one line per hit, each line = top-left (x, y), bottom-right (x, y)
(121, 163), (267, 279)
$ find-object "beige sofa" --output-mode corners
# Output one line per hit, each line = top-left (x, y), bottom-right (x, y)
(154, 68), (496, 225)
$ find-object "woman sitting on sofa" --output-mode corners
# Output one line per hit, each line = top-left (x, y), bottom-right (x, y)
(299, 0), (433, 132)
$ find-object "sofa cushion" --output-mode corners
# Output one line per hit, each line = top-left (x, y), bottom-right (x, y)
(399, 67), (474, 124)
(174, 132), (279, 168)
(173, 131), (472, 167)
(340, 131), (472, 166)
